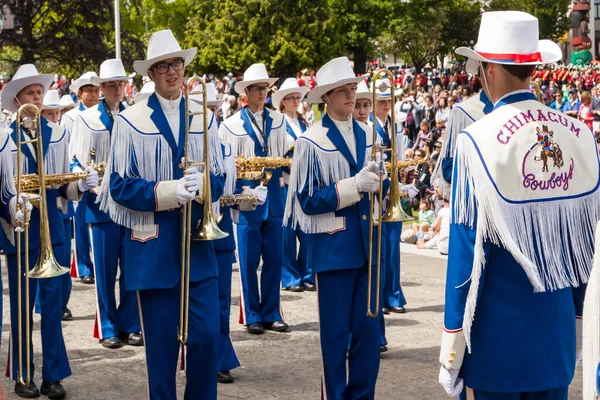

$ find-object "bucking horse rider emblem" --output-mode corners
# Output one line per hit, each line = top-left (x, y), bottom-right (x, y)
(534, 125), (564, 172)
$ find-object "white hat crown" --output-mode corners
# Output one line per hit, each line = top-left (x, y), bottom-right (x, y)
(316, 57), (357, 87)
(1, 64), (54, 112)
(43, 89), (61, 107)
(70, 71), (99, 92)
(147, 30), (183, 61)
(98, 59), (127, 80)
(243, 64), (272, 83)
(60, 94), (76, 107)
(13, 64), (43, 81)
(475, 11), (539, 56)
(279, 77), (301, 91)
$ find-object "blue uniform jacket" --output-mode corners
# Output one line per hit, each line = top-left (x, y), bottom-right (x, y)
(296, 115), (389, 274)
(109, 94), (224, 290)
(1, 119), (80, 254)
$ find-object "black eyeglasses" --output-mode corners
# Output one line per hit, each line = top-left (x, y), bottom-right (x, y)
(152, 59), (185, 74)
(249, 85), (269, 93)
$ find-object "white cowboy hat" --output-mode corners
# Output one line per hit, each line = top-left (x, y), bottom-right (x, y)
(1, 64), (54, 113)
(455, 11), (562, 67)
(307, 57), (367, 104)
(234, 63), (278, 95)
(91, 59), (129, 85)
(60, 94), (76, 107)
(374, 78), (400, 101)
(190, 82), (224, 107)
(70, 71), (99, 93)
(134, 81), (155, 103)
(355, 80), (381, 101)
(133, 29), (197, 76)
(271, 77), (310, 110)
(42, 90), (65, 110)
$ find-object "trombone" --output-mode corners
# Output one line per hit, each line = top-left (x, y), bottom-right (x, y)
(14, 104), (70, 386)
(178, 77), (228, 345)
(367, 70), (413, 319)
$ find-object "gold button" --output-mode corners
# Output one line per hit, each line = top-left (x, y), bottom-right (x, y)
(448, 358), (454, 364)
(362, 215), (367, 220)
(449, 351), (456, 357)
(178, 163), (183, 169)
(359, 194), (364, 199)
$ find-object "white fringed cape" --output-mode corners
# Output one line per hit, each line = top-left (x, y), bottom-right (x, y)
(283, 120), (371, 233)
(453, 124), (600, 351)
(97, 104), (224, 232)
(69, 105), (112, 165)
(583, 221), (600, 399)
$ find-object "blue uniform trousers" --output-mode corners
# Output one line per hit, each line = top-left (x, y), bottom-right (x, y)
(74, 197), (93, 277)
(236, 217), (284, 325)
(61, 217), (72, 309)
(281, 223), (313, 288)
(138, 278), (219, 400)
(460, 386), (568, 400)
(216, 250), (240, 372)
(316, 267), (380, 400)
(89, 222), (140, 339)
(382, 222), (406, 308)
(7, 244), (71, 382)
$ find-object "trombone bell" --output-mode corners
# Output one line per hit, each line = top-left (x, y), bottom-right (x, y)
(28, 247), (70, 278)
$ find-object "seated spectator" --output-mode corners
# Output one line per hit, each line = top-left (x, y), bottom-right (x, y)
(401, 198), (436, 244)
(417, 198), (450, 255)
(413, 121), (432, 152)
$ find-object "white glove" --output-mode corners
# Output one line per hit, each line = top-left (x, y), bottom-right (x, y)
(253, 186), (268, 205)
(9, 194), (33, 231)
(176, 166), (201, 205)
(78, 167), (99, 192)
(576, 348), (582, 367)
(438, 366), (463, 397)
(355, 161), (381, 193)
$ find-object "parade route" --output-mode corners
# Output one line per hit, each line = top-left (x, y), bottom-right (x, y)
(0, 250), (583, 399)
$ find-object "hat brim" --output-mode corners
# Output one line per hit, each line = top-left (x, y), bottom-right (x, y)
(189, 94), (224, 108)
(455, 40), (562, 68)
(234, 78), (279, 95)
(133, 48), (198, 76)
(356, 92), (381, 101)
(1, 74), (54, 113)
(42, 104), (66, 111)
(90, 75), (129, 86)
(271, 86), (310, 110)
(307, 75), (367, 104)
(70, 79), (99, 93)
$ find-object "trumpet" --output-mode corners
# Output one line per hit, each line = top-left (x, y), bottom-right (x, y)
(367, 70), (413, 320)
(219, 194), (258, 206)
(14, 104), (70, 387)
(179, 77), (228, 346)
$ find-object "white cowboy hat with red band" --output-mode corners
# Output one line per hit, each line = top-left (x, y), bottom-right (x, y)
(455, 11), (562, 67)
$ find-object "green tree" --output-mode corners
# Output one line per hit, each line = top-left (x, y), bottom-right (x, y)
(486, 0), (571, 41)
(184, 0), (344, 78)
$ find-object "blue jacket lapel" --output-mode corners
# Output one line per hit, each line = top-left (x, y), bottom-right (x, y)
(373, 115), (390, 146)
(299, 118), (307, 133)
(354, 119), (366, 169)
(148, 93), (178, 155)
(264, 109), (273, 144)
(176, 97), (190, 161)
(40, 118), (52, 159)
(10, 120), (36, 171)
(97, 101), (114, 133)
(323, 114), (358, 170)
(285, 121), (297, 140)
(241, 107), (265, 156)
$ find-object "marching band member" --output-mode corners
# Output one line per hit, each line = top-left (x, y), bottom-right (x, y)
(219, 63), (290, 335)
(370, 78), (407, 316)
(61, 71), (100, 285)
(583, 222), (600, 399)
(284, 56), (389, 399)
(70, 58), (142, 349)
(272, 77), (313, 292)
(190, 83), (241, 383)
(41, 89), (74, 321)
(59, 95), (76, 114)
(430, 59), (493, 199)
(438, 12), (596, 399)
(98, 29), (225, 399)
(133, 81), (155, 104)
(0, 64), (98, 399)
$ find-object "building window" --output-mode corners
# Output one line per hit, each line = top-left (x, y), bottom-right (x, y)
(596, 3), (600, 19)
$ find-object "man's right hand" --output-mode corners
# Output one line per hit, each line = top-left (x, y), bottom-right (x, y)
(438, 366), (463, 397)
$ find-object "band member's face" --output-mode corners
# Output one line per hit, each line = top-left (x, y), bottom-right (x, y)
(375, 99), (391, 119)
(41, 109), (60, 123)
(101, 80), (125, 105)
(352, 98), (371, 123)
(246, 84), (269, 107)
(15, 84), (44, 111)
(149, 57), (185, 100)
(326, 83), (357, 117)
(282, 92), (302, 113)
(79, 85), (101, 108)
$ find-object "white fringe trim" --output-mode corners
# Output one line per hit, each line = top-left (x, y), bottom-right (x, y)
(283, 137), (369, 233)
(69, 117), (111, 165)
(98, 115), (225, 231)
(227, 128), (289, 158)
(453, 133), (598, 349)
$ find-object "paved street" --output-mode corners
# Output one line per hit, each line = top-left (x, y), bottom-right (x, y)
(0, 244), (583, 399)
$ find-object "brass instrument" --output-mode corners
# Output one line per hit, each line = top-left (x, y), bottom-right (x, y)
(219, 194), (258, 206)
(14, 104), (70, 387)
(384, 158), (427, 173)
(15, 163), (105, 193)
(236, 156), (292, 183)
(367, 70), (413, 320)
(179, 77), (228, 345)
